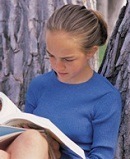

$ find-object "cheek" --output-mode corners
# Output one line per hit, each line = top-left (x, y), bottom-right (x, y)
(71, 61), (87, 72)
(67, 63), (80, 73)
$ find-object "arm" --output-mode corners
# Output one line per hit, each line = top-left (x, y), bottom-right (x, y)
(24, 77), (61, 158)
(87, 92), (122, 159)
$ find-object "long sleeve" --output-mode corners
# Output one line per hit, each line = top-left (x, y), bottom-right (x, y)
(86, 92), (122, 159)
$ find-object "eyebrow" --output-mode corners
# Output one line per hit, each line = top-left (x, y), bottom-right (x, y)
(46, 49), (51, 55)
(46, 49), (50, 54)
(46, 49), (76, 59)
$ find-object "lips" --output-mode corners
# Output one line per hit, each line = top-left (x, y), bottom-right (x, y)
(57, 72), (68, 77)
(58, 72), (68, 75)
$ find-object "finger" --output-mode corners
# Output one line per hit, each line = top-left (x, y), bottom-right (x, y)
(54, 151), (61, 159)
(51, 139), (60, 150)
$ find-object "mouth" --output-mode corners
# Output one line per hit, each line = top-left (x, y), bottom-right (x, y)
(57, 72), (68, 77)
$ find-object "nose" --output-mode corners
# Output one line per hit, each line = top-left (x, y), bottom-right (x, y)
(54, 59), (65, 71)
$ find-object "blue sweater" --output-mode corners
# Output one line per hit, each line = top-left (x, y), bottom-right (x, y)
(24, 71), (122, 159)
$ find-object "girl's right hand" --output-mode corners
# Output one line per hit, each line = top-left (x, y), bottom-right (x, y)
(49, 137), (61, 159)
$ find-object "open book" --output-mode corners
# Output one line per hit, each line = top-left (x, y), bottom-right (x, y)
(0, 92), (86, 159)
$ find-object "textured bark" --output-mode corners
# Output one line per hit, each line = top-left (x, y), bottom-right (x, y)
(99, 0), (130, 158)
(83, 0), (96, 9)
(0, 0), (96, 108)
(108, 0), (126, 36)
(0, 0), (49, 108)
(97, 0), (126, 37)
(97, 0), (108, 22)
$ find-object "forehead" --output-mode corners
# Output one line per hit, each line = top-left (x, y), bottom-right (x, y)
(45, 30), (81, 54)
(45, 30), (76, 43)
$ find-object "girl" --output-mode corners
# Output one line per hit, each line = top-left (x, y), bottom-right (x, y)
(0, 4), (122, 159)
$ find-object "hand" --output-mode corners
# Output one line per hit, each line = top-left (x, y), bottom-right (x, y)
(49, 137), (61, 159)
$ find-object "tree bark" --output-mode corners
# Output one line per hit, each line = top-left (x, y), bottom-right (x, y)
(96, 0), (108, 22)
(108, 0), (126, 37)
(99, 0), (130, 158)
(97, 0), (126, 37)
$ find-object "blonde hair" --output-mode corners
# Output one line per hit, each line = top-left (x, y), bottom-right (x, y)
(46, 4), (108, 53)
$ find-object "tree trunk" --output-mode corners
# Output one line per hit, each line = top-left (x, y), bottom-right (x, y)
(97, 0), (126, 37)
(108, 0), (126, 37)
(96, 0), (108, 22)
(99, 0), (130, 158)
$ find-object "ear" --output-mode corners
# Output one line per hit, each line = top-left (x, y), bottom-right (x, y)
(85, 46), (99, 60)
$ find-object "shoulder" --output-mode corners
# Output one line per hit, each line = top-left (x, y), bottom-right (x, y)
(92, 73), (122, 115)
(29, 71), (54, 87)
(91, 72), (122, 109)
(26, 71), (55, 101)
(27, 71), (55, 95)
(92, 72), (120, 95)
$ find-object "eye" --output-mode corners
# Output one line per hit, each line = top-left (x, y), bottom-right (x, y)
(63, 58), (75, 62)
